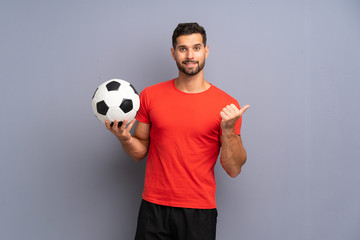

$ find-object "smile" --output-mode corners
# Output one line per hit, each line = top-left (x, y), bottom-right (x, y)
(183, 61), (198, 67)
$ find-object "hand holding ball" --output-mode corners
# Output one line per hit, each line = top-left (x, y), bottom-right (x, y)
(92, 79), (140, 127)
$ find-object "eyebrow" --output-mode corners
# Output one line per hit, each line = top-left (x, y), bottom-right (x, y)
(176, 43), (203, 49)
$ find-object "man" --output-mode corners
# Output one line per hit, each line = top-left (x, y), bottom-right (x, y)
(105, 22), (250, 240)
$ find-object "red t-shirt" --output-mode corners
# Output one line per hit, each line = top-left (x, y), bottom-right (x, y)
(136, 79), (242, 209)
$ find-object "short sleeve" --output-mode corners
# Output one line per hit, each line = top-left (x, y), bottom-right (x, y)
(135, 87), (151, 124)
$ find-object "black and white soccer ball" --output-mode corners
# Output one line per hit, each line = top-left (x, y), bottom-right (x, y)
(92, 79), (140, 127)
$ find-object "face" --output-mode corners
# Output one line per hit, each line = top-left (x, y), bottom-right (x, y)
(171, 33), (209, 76)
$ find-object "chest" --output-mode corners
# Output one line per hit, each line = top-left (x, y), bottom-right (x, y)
(148, 94), (222, 138)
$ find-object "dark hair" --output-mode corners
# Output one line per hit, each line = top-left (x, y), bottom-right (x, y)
(172, 22), (207, 49)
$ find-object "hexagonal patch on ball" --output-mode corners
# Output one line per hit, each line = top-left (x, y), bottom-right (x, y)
(110, 121), (123, 128)
(106, 81), (121, 91)
(96, 100), (109, 115)
(119, 99), (133, 113)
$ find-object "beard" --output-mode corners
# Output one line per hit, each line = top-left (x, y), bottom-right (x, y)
(176, 60), (206, 76)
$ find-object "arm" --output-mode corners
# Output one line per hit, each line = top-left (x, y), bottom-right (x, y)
(219, 104), (250, 178)
(105, 119), (150, 162)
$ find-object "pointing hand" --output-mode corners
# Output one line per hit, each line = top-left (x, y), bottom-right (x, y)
(220, 104), (250, 130)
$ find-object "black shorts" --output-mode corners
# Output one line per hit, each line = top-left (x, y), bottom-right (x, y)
(135, 199), (218, 240)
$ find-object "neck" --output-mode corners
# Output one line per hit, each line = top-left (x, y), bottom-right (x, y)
(175, 71), (210, 93)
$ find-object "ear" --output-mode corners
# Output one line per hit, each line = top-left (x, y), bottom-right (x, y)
(205, 45), (209, 59)
(171, 48), (175, 60)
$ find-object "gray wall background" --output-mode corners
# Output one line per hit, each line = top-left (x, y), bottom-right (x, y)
(1, 0), (359, 239)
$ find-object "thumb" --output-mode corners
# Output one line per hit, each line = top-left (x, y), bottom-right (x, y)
(239, 105), (250, 116)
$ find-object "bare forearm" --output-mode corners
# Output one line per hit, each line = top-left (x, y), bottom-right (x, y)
(220, 132), (247, 178)
(119, 136), (148, 162)
(219, 103), (249, 178)
(106, 120), (150, 162)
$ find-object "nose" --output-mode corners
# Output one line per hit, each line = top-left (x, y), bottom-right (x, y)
(186, 49), (194, 59)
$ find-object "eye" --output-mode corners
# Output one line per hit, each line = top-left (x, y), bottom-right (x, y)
(179, 47), (186, 52)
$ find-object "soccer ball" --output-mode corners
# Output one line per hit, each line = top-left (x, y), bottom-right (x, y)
(92, 79), (140, 127)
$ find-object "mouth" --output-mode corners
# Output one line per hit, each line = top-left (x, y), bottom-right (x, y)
(183, 61), (198, 67)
